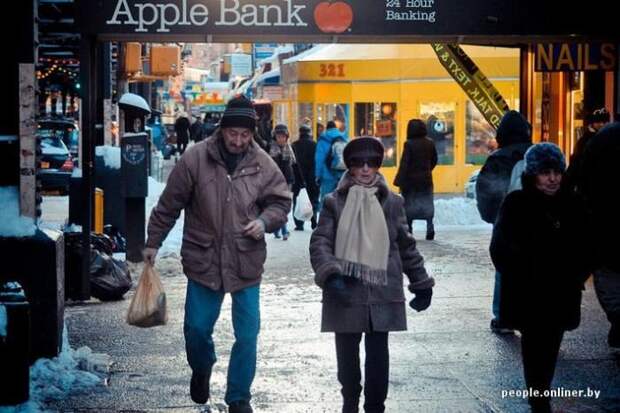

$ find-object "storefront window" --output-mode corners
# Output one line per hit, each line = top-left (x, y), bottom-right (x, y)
(354, 102), (398, 167)
(465, 101), (496, 165)
(297, 102), (314, 138)
(317, 103), (349, 138)
(420, 102), (455, 165)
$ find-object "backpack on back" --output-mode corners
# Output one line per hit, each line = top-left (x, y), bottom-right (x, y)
(507, 159), (526, 193)
(325, 138), (347, 172)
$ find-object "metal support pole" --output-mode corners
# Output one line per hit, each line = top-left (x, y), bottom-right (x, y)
(78, 35), (97, 300)
(126, 198), (146, 263)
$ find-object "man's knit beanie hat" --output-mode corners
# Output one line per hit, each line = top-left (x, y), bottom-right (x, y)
(220, 95), (257, 130)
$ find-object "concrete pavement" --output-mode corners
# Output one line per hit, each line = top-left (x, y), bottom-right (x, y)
(48, 227), (620, 412)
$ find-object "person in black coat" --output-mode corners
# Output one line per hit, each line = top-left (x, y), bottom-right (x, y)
(394, 119), (438, 240)
(190, 117), (205, 143)
(490, 143), (593, 413)
(291, 125), (319, 230)
(174, 114), (191, 154)
(565, 107), (610, 193)
(579, 121), (620, 349)
(476, 110), (533, 334)
(476, 110), (533, 224)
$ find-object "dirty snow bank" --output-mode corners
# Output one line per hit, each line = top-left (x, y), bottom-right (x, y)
(0, 324), (110, 413)
(0, 187), (37, 237)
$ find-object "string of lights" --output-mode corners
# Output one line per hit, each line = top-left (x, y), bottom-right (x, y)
(37, 64), (79, 80)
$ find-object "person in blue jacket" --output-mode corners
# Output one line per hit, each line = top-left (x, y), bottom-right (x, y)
(315, 121), (348, 211)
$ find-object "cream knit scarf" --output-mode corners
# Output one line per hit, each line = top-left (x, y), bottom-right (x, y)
(335, 178), (390, 286)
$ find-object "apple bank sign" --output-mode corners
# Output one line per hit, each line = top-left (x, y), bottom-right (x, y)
(93, 0), (374, 36)
(84, 0), (457, 37)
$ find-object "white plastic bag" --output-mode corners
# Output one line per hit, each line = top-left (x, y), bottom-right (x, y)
(294, 188), (314, 221)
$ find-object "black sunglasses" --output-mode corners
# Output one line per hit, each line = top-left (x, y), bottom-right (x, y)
(349, 157), (382, 168)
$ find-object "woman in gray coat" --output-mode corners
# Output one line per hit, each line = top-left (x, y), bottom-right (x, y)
(310, 137), (435, 413)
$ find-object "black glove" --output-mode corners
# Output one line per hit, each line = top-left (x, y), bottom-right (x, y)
(409, 288), (432, 312)
(326, 274), (354, 306)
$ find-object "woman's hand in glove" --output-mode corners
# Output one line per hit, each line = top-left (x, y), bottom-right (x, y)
(326, 274), (354, 307)
(409, 288), (433, 312)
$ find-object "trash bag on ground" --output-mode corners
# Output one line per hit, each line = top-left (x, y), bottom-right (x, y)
(103, 225), (127, 253)
(126, 264), (167, 328)
(89, 250), (132, 301)
(91, 233), (115, 255)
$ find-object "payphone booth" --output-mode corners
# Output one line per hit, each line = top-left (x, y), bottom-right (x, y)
(118, 93), (150, 262)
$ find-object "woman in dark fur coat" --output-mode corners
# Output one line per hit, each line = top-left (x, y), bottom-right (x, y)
(490, 142), (593, 413)
(310, 137), (434, 413)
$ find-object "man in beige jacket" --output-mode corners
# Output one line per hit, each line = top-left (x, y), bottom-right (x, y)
(143, 95), (291, 413)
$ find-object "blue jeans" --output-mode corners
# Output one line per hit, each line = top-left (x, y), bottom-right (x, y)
(492, 270), (501, 319)
(274, 224), (289, 238)
(184, 279), (260, 404)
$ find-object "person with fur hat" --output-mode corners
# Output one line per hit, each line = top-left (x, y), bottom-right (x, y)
(394, 119), (438, 240)
(144, 95), (291, 413)
(475, 110), (533, 334)
(491, 142), (593, 413)
(310, 137), (434, 413)
(269, 124), (296, 240)
(579, 121), (620, 350)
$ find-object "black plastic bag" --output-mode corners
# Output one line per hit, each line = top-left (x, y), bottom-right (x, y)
(89, 250), (132, 301)
(103, 225), (127, 253)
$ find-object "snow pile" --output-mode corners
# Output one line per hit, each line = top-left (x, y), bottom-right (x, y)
(64, 223), (82, 233)
(146, 177), (184, 256)
(0, 305), (6, 337)
(0, 325), (109, 413)
(434, 197), (489, 227)
(0, 187), (37, 237)
(95, 146), (121, 170)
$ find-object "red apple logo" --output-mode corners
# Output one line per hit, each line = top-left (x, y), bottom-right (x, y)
(314, 1), (353, 34)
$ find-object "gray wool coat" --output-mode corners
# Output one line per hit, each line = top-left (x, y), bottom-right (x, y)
(309, 172), (434, 333)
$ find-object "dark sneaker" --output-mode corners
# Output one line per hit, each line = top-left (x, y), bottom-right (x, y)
(294, 227), (304, 231)
(425, 231), (435, 241)
(274, 233), (281, 239)
(490, 319), (514, 335)
(190, 371), (210, 404)
(283, 233), (289, 241)
(228, 400), (253, 413)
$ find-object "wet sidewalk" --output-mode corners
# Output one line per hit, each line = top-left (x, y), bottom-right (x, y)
(50, 228), (620, 412)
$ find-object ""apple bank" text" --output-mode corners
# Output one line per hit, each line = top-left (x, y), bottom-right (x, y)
(106, 0), (308, 33)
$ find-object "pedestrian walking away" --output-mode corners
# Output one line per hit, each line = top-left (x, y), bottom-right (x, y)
(190, 115), (205, 143)
(394, 118), (438, 240)
(315, 121), (348, 211)
(476, 110), (533, 334)
(174, 113), (191, 155)
(292, 124), (319, 230)
(490, 142), (594, 413)
(310, 136), (434, 413)
(269, 124), (296, 240)
(143, 95), (291, 413)
(579, 121), (620, 351)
